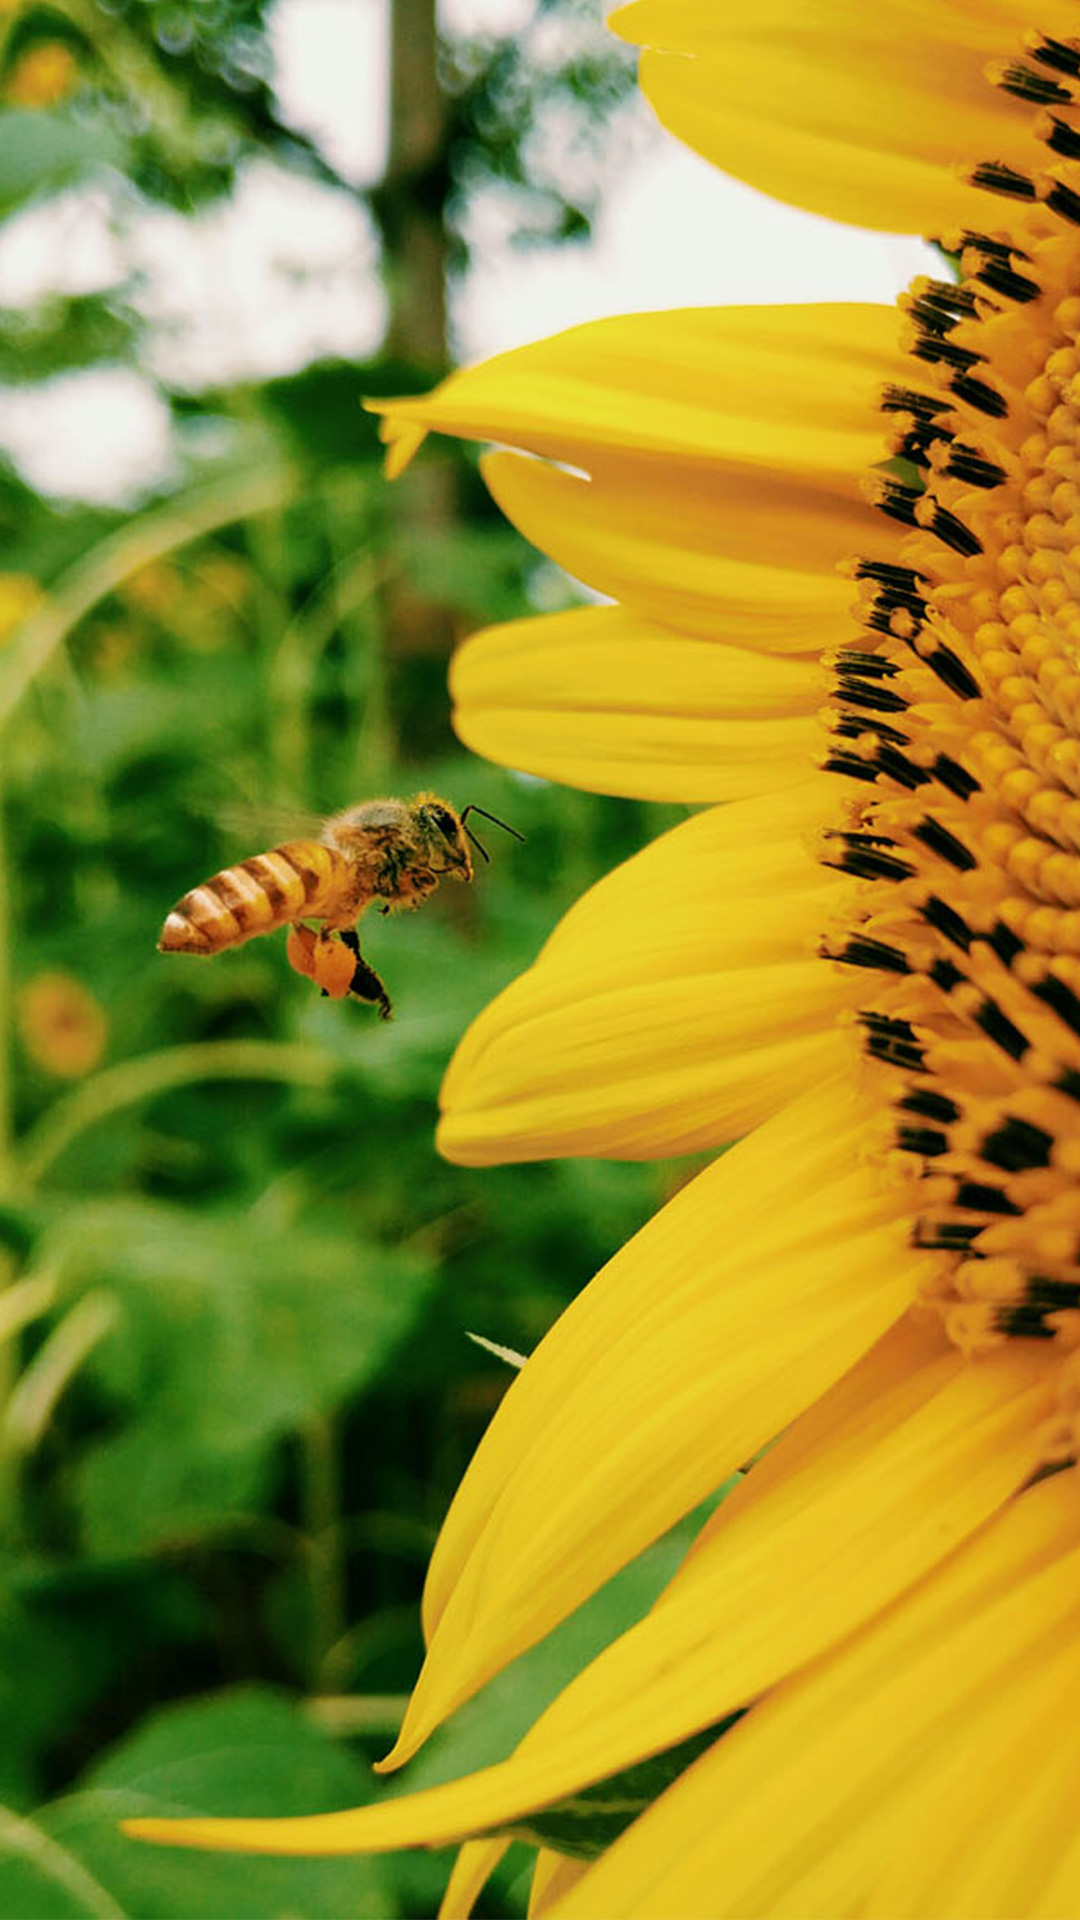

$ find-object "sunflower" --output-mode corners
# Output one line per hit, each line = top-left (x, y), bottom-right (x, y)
(128, 3), (1080, 1914)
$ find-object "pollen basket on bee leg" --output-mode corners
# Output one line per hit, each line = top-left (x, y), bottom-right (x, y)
(310, 934), (360, 1000)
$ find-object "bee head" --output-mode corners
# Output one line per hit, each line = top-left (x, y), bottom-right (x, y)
(416, 798), (473, 879)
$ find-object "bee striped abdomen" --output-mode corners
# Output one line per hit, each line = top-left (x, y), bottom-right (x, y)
(158, 840), (344, 955)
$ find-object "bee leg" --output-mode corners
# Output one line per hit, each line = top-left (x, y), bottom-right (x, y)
(401, 869), (439, 911)
(286, 924), (319, 980)
(339, 928), (393, 1020)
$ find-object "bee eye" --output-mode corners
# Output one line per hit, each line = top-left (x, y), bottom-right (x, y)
(430, 806), (458, 838)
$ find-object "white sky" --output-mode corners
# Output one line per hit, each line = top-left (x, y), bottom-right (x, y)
(0, 0), (934, 504)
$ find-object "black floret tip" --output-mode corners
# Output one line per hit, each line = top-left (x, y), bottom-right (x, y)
(1032, 35), (1080, 79)
(974, 997), (1030, 1061)
(931, 754), (981, 799)
(950, 372), (1008, 417)
(1033, 971), (1080, 1040)
(1044, 115), (1080, 162)
(970, 159), (1039, 196)
(988, 921), (1024, 966)
(1047, 180), (1080, 225)
(913, 817), (978, 871)
(921, 893), (974, 952)
(980, 1115), (1054, 1173)
(953, 1179), (1022, 1216)
(995, 65), (1072, 107)
(897, 1124), (950, 1157)
(943, 446), (1007, 489)
(973, 256), (1040, 301)
(920, 646), (981, 699)
(834, 936), (912, 975)
(900, 1088), (960, 1124)
(997, 1304), (1057, 1340)
(928, 504), (983, 557)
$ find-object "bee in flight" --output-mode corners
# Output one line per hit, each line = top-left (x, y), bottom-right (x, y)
(158, 794), (522, 1020)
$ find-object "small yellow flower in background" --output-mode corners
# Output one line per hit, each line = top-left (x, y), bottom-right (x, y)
(0, 572), (41, 643)
(124, 562), (181, 620)
(126, 2), (1080, 1914)
(4, 41), (77, 109)
(19, 973), (106, 1079)
(87, 624), (139, 679)
(125, 555), (250, 650)
(197, 553), (251, 615)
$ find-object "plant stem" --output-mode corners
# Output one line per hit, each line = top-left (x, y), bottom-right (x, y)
(0, 466), (295, 737)
(16, 1039), (334, 1187)
(304, 1694), (409, 1738)
(300, 1414), (347, 1691)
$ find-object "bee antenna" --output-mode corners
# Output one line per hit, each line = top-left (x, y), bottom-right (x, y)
(461, 805), (526, 845)
(463, 824), (491, 864)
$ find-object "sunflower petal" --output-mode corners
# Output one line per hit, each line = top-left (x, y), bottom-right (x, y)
(450, 604), (824, 801)
(529, 1852), (591, 1917)
(371, 306), (906, 652)
(387, 1069), (928, 1769)
(540, 779), (838, 965)
(865, 1651), (1080, 1920)
(610, 0), (1079, 235)
(123, 1332), (1052, 1864)
(479, 449), (895, 649)
(439, 787), (851, 1165)
(440, 1839), (510, 1920)
(552, 1471), (1080, 1919)
(374, 305), (903, 480)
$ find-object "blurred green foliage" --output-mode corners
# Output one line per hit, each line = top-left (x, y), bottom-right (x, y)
(0, 2), (686, 1914)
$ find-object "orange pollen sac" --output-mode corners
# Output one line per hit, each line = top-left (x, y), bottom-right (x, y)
(823, 34), (1080, 1365)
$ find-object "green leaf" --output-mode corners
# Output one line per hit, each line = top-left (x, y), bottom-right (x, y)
(0, 1558), (205, 1806)
(0, 1688), (396, 1919)
(517, 1720), (739, 1859)
(0, 294), (140, 383)
(38, 1199), (435, 1555)
(0, 113), (122, 219)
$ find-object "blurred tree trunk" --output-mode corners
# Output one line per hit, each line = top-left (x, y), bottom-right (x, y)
(376, 0), (460, 725)
(384, 0), (448, 366)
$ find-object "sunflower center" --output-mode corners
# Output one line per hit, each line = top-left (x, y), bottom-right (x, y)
(826, 45), (1080, 1368)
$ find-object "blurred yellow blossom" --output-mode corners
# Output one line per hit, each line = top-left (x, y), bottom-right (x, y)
(124, 562), (181, 620)
(0, 573), (41, 642)
(18, 973), (106, 1079)
(4, 41), (78, 108)
(198, 554), (251, 614)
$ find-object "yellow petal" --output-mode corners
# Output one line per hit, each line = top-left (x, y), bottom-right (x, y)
(479, 448), (894, 649)
(434, 976), (858, 1615)
(371, 305), (907, 652)
(610, 0), (1078, 235)
(391, 1068), (924, 1769)
(440, 785), (851, 1165)
(552, 1470), (1080, 1918)
(865, 1649), (1080, 1920)
(439, 963), (848, 1165)
(542, 777), (837, 949)
(123, 1330), (1051, 1863)
(440, 1839), (510, 1919)
(451, 604), (824, 801)
(375, 305), (903, 481)
(529, 1852), (590, 1917)
(502, 1321), (1051, 1794)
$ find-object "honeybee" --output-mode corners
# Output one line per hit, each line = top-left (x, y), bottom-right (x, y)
(158, 794), (521, 1019)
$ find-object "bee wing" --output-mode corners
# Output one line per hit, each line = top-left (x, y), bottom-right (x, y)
(202, 798), (329, 852)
